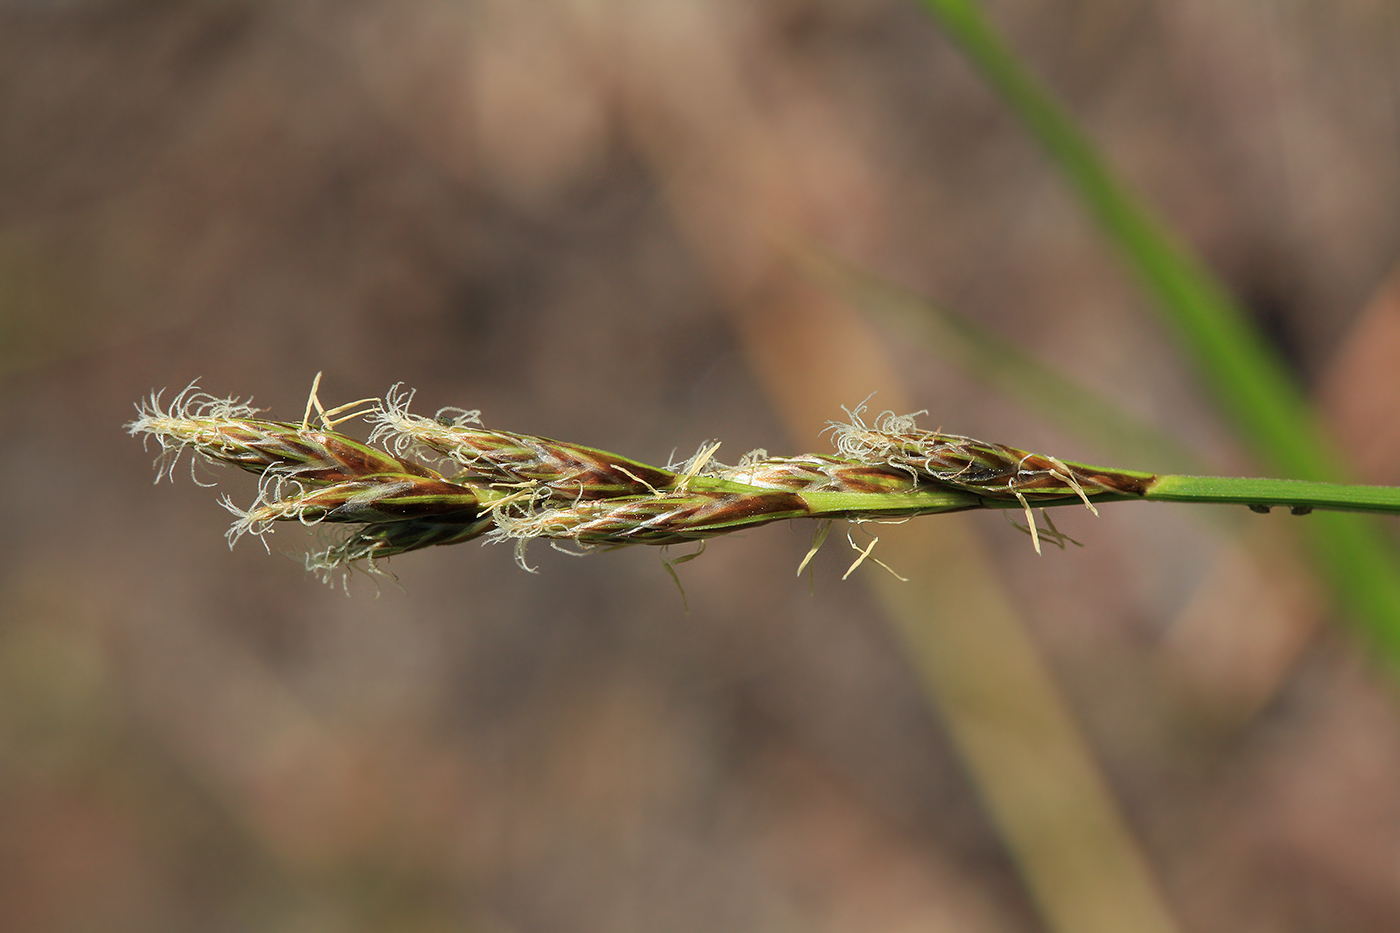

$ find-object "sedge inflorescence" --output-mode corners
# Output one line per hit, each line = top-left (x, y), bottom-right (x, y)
(129, 379), (1133, 581)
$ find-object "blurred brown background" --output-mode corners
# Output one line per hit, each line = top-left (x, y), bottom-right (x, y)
(5, 2), (1400, 931)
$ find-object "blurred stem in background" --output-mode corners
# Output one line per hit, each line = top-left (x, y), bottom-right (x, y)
(916, 0), (1400, 664)
(593, 2), (1186, 930)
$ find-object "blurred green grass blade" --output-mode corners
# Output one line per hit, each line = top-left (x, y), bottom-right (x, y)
(915, 0), (1400, 654)
(915, 0), (1320, 478)
(790, 244), (1206, 475)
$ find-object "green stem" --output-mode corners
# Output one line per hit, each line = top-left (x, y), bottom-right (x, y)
(695, 471), (1400, 520)
(1144, 476), (1400, 514)
(796, 486), (987, 517)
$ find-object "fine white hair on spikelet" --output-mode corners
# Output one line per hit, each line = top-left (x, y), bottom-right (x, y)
(367, 383), (484, 461)
(127, 380), (265, 485)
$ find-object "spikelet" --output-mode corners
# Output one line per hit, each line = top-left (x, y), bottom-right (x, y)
(224, 475), (482, 545)
(307, 516), (495, 575)
(828, 403), (1154, 552)
(717, 452), (921, 495)
(129, 381), (436, 486)
(370, 385), (678, 499)
(828, 403), (1150, 502)
(487, 488), (813, 570)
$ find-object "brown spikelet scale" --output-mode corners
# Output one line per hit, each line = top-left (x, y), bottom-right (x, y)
(233, 475), (481, 531)
(717, 453), (922, 495)
(371, 386), (678, 499)
(491, 489), (812, 550)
